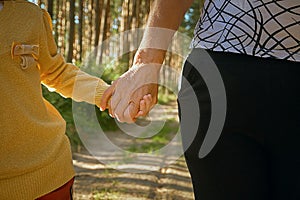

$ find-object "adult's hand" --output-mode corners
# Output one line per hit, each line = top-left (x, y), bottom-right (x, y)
(100, 0), (193, 123)
(100, 63), (161, 123)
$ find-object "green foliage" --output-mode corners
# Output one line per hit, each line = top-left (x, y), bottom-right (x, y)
(110, 0), (123, 34)
(101, 56), (130, 83)
(179, 0), (202, 38)
(96, 109), (119, 132)
(81, 52), (130, 84)
(42, 84), (118, 149)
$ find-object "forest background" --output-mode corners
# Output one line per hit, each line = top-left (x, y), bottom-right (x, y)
(30, 0), (205, 149)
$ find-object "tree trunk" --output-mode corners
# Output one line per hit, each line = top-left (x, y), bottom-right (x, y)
(87, 0), (94, 50)
(78, 0), (84, 62)
(54, 0), (60, 44)
(96, 0), (110, 65)
(47, 0), (54, 19)
(94, 0), (102, 49)
(66, 0), (75, 62)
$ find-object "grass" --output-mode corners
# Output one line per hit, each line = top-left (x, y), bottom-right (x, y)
(92, 180), (122, 200)
(92, 188), (121, 200)
(125, 119), (179, 154)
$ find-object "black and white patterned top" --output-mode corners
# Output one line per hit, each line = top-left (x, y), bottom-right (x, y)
(191, 0), (300, 62)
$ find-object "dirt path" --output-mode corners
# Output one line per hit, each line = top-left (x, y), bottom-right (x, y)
(72, 101), (194, 200)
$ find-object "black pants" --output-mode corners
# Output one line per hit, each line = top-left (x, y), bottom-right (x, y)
(178, 49), (300, 200)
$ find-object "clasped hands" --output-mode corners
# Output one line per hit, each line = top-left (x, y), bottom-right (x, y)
(100, 63), (161, 123)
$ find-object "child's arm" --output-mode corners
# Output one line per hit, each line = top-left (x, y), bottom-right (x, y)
(38, 10), (108, 107)
(37, 9), (151, 119)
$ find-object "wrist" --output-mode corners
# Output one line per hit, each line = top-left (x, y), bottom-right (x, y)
(133, 48), (166, 65)
(139, 27), (175, 50)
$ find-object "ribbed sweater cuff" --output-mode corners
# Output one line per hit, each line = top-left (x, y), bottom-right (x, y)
(95, 80), (110, 108)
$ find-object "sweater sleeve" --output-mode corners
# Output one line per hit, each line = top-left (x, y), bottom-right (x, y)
(38, 9), (109, 107)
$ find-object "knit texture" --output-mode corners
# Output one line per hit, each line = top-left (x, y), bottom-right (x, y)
(0, 1), (109, 199)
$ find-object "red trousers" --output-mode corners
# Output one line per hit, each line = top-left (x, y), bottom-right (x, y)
(36, 177), (74, 200)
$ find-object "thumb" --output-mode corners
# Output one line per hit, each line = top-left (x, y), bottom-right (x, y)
(99, 84), (116, 111)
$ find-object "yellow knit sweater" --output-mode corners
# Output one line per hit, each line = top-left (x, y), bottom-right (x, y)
(0, 1), (109, 199)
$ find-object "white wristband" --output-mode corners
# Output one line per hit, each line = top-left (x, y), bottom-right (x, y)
(139, 27), (176, 51)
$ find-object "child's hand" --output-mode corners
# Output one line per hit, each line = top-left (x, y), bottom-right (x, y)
(134, 94), (153, 118)
(100, 92), (153, 122)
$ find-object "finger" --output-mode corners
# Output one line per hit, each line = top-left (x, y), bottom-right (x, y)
(110, 95), (121, 118)
(120, 88), (144, 122)
(131, 84), (158, 106)
(145, 93), (152, 101)
(139, 100), (146, 112)
(135, 100), (146, 118)
(143, 94), (152, 113)
(123, 102), (139, 123)
(138, 95), (152, 117)
(141, 93), (154, 110)
(113, 96), (132, 122)
(129, 99), (141, 120)
(128, 87), (154, 118)
(100, 84), (116, 111)
(107, 99), (115, 118)
(144, 94), (152, 104)
(135, 110), (145, 118)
